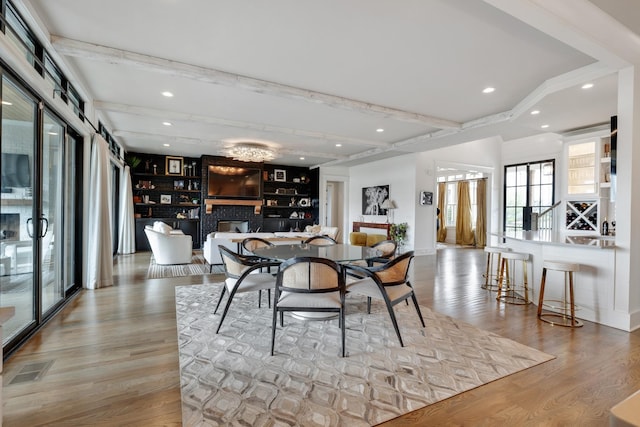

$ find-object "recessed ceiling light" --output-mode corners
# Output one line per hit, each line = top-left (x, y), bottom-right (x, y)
(299, 157), (305, 160)
(161, 91), (174, 97)
(530, 110), (540, 115)
(541, 124), (549, 129)
(335, 143), (342, 147)
(581, 83), (594, 89)
(482, 87), (495, 94)
(163, 143), (170, 147)
(1, 101), (12, 105)
(162, 122), (172, 126)
(376, 128), (384, 133)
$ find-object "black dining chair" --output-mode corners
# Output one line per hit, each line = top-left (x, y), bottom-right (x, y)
(271, 257), (346, 357)
(344, 251), (424, 347)
(215, 246), (280, 333)
(304, 235), (337, 246)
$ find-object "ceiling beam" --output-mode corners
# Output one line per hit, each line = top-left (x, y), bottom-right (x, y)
(53, 36), (461, 130)
(94, 101), (391, 148)
(112, 130), (346, 160)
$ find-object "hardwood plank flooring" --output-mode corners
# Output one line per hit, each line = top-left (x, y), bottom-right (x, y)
(3, 248), (640, 426)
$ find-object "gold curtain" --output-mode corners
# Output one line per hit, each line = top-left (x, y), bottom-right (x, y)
(437, 182), (447, 242)
(456, 181), (475, 245)
(475, 178), (487, 247)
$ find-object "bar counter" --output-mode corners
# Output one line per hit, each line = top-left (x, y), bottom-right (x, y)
(490, 231), (624, 330)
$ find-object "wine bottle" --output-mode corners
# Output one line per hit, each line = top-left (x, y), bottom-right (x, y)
(602, 217), (609, 235)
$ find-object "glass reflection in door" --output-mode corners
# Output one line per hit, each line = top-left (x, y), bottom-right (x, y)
(41, 112), (64, 314)
(1, 77), (36, 343)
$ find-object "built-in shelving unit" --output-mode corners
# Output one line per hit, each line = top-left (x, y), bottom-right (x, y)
(129, 153), (202, 249)
(565, 200), (599, 232)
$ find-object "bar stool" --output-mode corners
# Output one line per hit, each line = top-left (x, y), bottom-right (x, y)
(537, 260), (582, 327)
(496, 251), (530, 304)
(482, 246), (511, 291)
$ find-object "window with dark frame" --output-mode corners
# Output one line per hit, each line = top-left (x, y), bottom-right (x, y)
(503, 160), (555, 232)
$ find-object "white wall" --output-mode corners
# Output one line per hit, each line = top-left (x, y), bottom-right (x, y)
(348, 155), (418, 250)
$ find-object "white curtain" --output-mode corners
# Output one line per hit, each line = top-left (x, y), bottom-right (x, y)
(118, 165), (136, 254)
(86, 134), (113, 289)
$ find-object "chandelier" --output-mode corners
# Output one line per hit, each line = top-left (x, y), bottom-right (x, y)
(226, 143), (277, 163)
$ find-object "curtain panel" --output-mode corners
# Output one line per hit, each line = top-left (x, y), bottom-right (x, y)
(86, 134), (114, 289)
(437, 182), (447, 242)
(456, 181), (475, 245)
(118, 165), (136, 254)
(475, 178), (487, 247)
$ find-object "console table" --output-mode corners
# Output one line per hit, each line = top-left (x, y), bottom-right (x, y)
(352, 222), (391, 239)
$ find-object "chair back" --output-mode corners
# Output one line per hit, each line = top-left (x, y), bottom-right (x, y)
(371, 239), (397, 258)
(304, 235), (337, 246)
(372, 251), (414, 285)
(242, 237), (274, 254)
(219, 245), (257, 279)
(277, 257), (343, 293)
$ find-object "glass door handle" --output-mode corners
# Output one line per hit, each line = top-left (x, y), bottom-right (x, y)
(26, 217), (34, 238)
(40, 217), (49, 238)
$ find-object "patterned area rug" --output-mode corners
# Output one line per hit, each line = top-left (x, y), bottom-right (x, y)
(147, 253), (223, 278)
(176, 284), (554, 426)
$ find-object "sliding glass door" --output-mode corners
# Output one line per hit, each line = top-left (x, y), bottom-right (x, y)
(41, 111), (64, 314)
(0, 76), (37, 341)
(1, 71), (81, 352)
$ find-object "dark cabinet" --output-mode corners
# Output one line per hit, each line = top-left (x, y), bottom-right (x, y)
(135, 218), (201, 251)
(262, 165), (318, 231)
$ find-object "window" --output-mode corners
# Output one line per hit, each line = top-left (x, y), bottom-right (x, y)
(438, 172), (484, 228)
(504, 160), (555, 232)
(445, 182), (457, 226)
(2, 1), (86, 121)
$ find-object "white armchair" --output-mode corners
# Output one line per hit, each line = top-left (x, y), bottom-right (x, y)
(144, 228), (193, 265)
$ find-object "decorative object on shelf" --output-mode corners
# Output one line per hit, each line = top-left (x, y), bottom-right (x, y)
(137, 180), (151, 189)
(160, 194), (172, 204)
(289, 197), (296, 206)
(381, 199), (397, 223)
(298, 198), (311, 207)
(226, 142), (277, 163)
(144, 159), (151, 173)
(133, 195), (142, 203)
(174, 180), (185, 190)
(192, 161), (197, 176)
(275, 188), (296, 195)
(153, 164), (158, 175)
(125, 154), (142, 170)
(362, 185), (389, 215)
(274, 169), (287, 182)
(293, 178), (300, 183)
(420, 191), (433, 205)
(142, 195), (150, 204)
(166, 156), (184, 176)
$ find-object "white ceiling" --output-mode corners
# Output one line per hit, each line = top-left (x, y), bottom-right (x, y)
(21, 0), (637, 167)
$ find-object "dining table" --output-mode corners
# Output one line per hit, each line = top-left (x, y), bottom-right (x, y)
(252, 243), (381, 320)
(252, 243), (381, 263)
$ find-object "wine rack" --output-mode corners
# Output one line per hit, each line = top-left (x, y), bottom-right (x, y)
(565, 200), (598, 232)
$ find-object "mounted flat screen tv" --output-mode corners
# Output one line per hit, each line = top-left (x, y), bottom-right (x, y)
(1, 153), (31, 188)
(207, 166), (261, 198)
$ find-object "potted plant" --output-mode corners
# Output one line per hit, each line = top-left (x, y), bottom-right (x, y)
(390, 222), (408, 253)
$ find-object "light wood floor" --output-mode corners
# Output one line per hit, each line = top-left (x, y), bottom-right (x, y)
(3, 248), (640, 426)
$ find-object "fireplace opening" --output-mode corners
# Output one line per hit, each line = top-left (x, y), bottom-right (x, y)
(217, 220), (249, 233)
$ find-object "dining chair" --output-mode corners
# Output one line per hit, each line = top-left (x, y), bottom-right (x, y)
(241, 237), (277, 306)
(271, 257), (346, 357)
(304, 235), (337, 246)
(344, 251), (425, 347)
(215, 246), (280, 334)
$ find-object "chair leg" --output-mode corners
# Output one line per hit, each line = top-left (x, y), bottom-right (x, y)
(258, 290), (262, 308)
(367, 297), (371, 314)
(215, 288), (238, 334)
(213, 286), (226, 314)
(410, 292), (426, 327)
(268, 289), (271, 308)
(383, 300), (404, 347)
(209, 264), (213, 273)
(271, 306), (278, 356)
(340, 307), (346, 357)
(280, 311), (284, 327)
(537, 268), (547, 318)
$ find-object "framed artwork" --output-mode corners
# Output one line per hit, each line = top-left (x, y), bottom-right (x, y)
(274, 169), (287, 182)
(165, 156), (184, 175)
(362, 185), (389, 215)
(174, 180), (185, 190)
(420, 191), (433, 205)
(160, 194), (172, 204)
